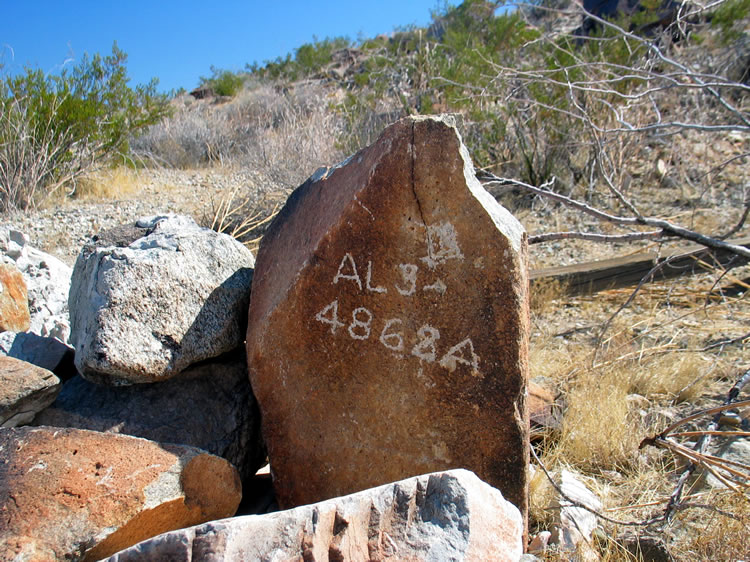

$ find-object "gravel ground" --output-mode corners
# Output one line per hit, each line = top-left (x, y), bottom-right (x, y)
(0, 167), (279, 267)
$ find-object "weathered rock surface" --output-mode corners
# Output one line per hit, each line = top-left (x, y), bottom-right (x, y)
(0, 263), (30, 333)
(0, 356), (60, 427)
(69, 214), (255, 384)
(0, 228), (72, 342)
(247, 116), (530, 522)
(0, 426), (242, 561)
(34, 348), (266, 484)
(704, 437), (750, 489)
(107, 469), (523, 562)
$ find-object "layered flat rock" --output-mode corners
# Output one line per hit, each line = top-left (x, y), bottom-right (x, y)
(69, 214), (255, 384)
(34, 349), (266, 485)
(0, 426), (241, 561)
(0, 356), (60, 427)
(0, 263), (30, 333)
(107, 469), (523, 562)
(247, 116), (530, 522)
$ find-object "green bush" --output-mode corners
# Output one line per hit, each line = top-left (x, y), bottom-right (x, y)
(199, 67), (245, 97)
(711, 0), (750, 42)
(249, 36), (351, 82)
(0, 42), (170, 211)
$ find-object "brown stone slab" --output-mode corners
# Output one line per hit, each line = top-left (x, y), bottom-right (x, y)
(247, 116), (530, 524)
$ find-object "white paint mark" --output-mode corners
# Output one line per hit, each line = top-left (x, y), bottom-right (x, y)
(423, 279), (447, 295)
(365, 261), (387, 293)
(356, 198), (375, 221)
(395, 264), (418, 296)
(27, 460), (47, 473)
(380, 318), (405, 352)
(411, 325), (440, 363)
(333, 253), (362, 290)
(439, 338), (481, 374)
(422, 222), (463, 269)
(316, 300), (345, 334)
(97, 466), (114, 487)
(348, 307), (373, 340)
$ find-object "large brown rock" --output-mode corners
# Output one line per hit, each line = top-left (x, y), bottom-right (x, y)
(107, 469), (523, 562)
(247, 116), (530, 522)
(0, 356), (60, 427)
(0, 263), (30, 333)
(0, 426), (241, 561)
(34, 349), (266, 485)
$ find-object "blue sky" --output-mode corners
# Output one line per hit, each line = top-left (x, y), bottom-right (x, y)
(1, 1), (443, 93)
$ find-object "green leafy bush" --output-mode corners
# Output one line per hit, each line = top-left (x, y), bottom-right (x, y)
(199, 67), (245, 97)
(711, 0), (750, 42)
(249, 36), (351, 82)
(0, 42), (170, 211)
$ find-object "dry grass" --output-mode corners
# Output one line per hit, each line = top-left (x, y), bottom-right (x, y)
(672, 491), (750, 560)
(528, 262), (750, 559)
(205, 186), (283, 252)
(558, 366), (642, 470)
(70, 167), (142, 201)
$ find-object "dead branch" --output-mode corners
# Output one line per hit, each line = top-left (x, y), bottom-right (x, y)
(638, 369), (750, 521)
(529, 230), (663, 244)
(530, 446), (665, 527)
(481, 173), (750, 261)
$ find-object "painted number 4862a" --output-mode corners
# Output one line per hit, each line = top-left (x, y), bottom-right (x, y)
(315, 299), (480, 374)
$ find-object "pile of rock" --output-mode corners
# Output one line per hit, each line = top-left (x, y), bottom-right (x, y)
(1, 116), (534, 560)
(1, 215), (263, 559)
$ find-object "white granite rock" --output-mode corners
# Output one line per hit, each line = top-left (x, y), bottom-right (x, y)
(0, 228), (72, 343)
(69, 214), (255, 384)
(550, 470), (602, 552)
(107, 469), (524, 562)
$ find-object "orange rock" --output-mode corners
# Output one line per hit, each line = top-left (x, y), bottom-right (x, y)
(0, 263), (30, 333)
(247, 116), (530, 526)
(0, 426), (241, 560)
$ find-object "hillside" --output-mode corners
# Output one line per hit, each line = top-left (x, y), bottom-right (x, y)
(2, 1), (750, 559)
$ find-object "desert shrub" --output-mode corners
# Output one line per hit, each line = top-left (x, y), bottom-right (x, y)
(711, 0), (750, 42)
(251, 36), (352, 82)
(130, 95), (239, 167)
(132, 82), (346, 187)
(199, 67), (245, 97)
(0, 43), (169, 211)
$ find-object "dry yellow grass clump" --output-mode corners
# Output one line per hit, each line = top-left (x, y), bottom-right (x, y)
(73, 167), (142, 201)
(527, 260), (750, 559)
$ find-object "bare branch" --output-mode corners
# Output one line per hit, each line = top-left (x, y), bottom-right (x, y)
(481, 174), (750, 261)
(529, 230), (663, 244)
(638, 368), (750, 521)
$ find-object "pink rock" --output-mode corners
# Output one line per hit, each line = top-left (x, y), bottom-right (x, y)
(0, 356), (60, 427)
